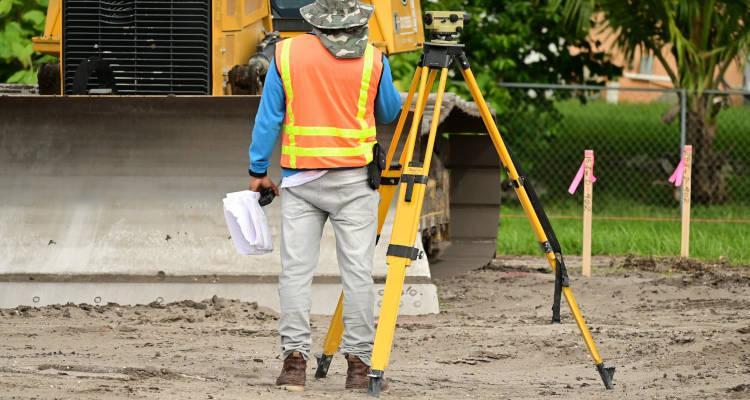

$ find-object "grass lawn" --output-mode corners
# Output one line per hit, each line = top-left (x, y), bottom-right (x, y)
(497, 202), (750, 266)
(505, 99), (750, 206)
(493, 98), (750, 266)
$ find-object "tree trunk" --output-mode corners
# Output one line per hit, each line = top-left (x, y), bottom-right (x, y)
(686, 95), (728, 204)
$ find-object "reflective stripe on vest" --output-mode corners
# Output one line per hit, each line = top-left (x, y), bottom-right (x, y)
(276, 37), (380, 169)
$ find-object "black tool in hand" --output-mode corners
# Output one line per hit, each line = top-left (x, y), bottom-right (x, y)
(258, 187), (276, 207)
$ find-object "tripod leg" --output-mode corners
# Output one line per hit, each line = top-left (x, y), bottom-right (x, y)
(315, 294), (344, 378)
(316, 65), (426, 376)
(459, 66), (615, 390)
(384, 64), (422, 171)
(399, 68), (438, 168)
(316, 172), (402, 379)
(368, 68), (450, 397)
(378, 67), (436, 239)
(378, 69), (438, 240)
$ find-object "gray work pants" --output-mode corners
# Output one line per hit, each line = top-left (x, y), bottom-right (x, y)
(278, 167), (378, 365)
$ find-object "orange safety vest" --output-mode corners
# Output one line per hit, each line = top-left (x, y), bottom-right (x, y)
(275, 35), (383, 169)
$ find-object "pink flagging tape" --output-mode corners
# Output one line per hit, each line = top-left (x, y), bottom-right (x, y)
(568, 150), (597, 194)
(568, 164), (585, 194)
(668, 158), (686, 187)
(669, 145), (693, 187)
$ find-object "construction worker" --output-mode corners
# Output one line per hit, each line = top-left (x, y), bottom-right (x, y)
(247, 0), (401, 392)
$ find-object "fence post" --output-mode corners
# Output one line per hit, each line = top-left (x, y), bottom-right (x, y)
(680, 145), (693, 258)
(679, 89), (687, 211)
(680, 89), (687, 150)
(582, 150), (594, 277)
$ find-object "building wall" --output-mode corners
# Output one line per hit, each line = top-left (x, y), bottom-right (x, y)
(585, 24), (748, 103)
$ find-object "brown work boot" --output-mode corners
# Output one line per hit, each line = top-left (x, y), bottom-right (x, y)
(275, 351), (306, 391)
(345, 354), (389, 392)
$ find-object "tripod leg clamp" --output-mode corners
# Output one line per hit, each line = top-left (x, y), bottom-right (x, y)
(380, 177), (400, 186)
(400, 174), (428, 202)
(387, 244), (423, 261)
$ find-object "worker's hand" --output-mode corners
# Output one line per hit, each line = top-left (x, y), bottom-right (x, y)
(249, 176), (279, 196)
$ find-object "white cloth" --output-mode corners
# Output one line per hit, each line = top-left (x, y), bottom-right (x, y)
(280, 170), (328, 189)
(223, 190), (273, 255)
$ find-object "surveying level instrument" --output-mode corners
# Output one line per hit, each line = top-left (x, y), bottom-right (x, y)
(423, 11), (468, 43)
(313, 11), (616, 396)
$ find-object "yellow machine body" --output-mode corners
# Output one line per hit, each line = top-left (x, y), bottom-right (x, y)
(32, 0), (424, 96)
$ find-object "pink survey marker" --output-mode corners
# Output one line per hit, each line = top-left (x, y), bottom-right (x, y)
(568, 150), (597, 195)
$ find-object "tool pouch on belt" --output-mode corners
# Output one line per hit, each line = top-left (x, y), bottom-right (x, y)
(367, 143), (386, 190)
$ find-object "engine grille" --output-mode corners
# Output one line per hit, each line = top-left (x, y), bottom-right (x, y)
(63, 0), (211, 95)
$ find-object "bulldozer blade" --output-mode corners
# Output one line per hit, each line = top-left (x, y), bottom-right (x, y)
(0, 96), (438, 314)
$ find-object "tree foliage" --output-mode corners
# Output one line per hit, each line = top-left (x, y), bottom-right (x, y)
(390, 0), (620, 106)
(389, 0), (620, 150)
(556, 0), (750, 96)
(556, 0), (750, 203)
(0, 0), (54, 84)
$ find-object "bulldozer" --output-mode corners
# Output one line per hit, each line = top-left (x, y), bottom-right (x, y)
(30, 0), (426, 95)
(0, 0), (502, 312)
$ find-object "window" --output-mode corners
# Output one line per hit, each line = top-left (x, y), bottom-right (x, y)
(623, 50), (670, 82)
(639, 51), (655, 75)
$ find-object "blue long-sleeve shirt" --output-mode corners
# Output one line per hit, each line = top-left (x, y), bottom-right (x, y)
(248, 54), (402, 178)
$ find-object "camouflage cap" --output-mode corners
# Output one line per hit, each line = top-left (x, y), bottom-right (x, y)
(301, 0), (374, 30)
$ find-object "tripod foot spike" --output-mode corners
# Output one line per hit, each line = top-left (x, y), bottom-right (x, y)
(367, 370), (384, 397)
(596, 363), (615, 389)
(314, 354), (333, 379)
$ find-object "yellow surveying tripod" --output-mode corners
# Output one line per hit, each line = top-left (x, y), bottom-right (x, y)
(314, 11), (615, 396)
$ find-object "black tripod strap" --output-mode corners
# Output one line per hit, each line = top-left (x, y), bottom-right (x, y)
(507, 149), (569, 323)
(552, 256), (564, 323)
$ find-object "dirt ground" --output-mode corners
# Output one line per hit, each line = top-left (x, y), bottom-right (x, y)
(2, 256), (750, 400)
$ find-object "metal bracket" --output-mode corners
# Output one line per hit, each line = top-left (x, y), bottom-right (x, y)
(511, 175), (527, 188)
(423, 42), (467, 69)
(387, 244), (423, 261)
(380, 177), (400, 186)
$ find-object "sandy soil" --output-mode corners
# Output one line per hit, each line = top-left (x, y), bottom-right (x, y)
(2, 256), (749, 399)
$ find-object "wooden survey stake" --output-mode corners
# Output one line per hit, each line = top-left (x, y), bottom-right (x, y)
(582, 150), (594, 277)
(680, 145), (693, 258)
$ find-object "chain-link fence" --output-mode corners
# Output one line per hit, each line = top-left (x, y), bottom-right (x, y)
(498, 83), (750, 206)
(493, 83), (750, 264)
